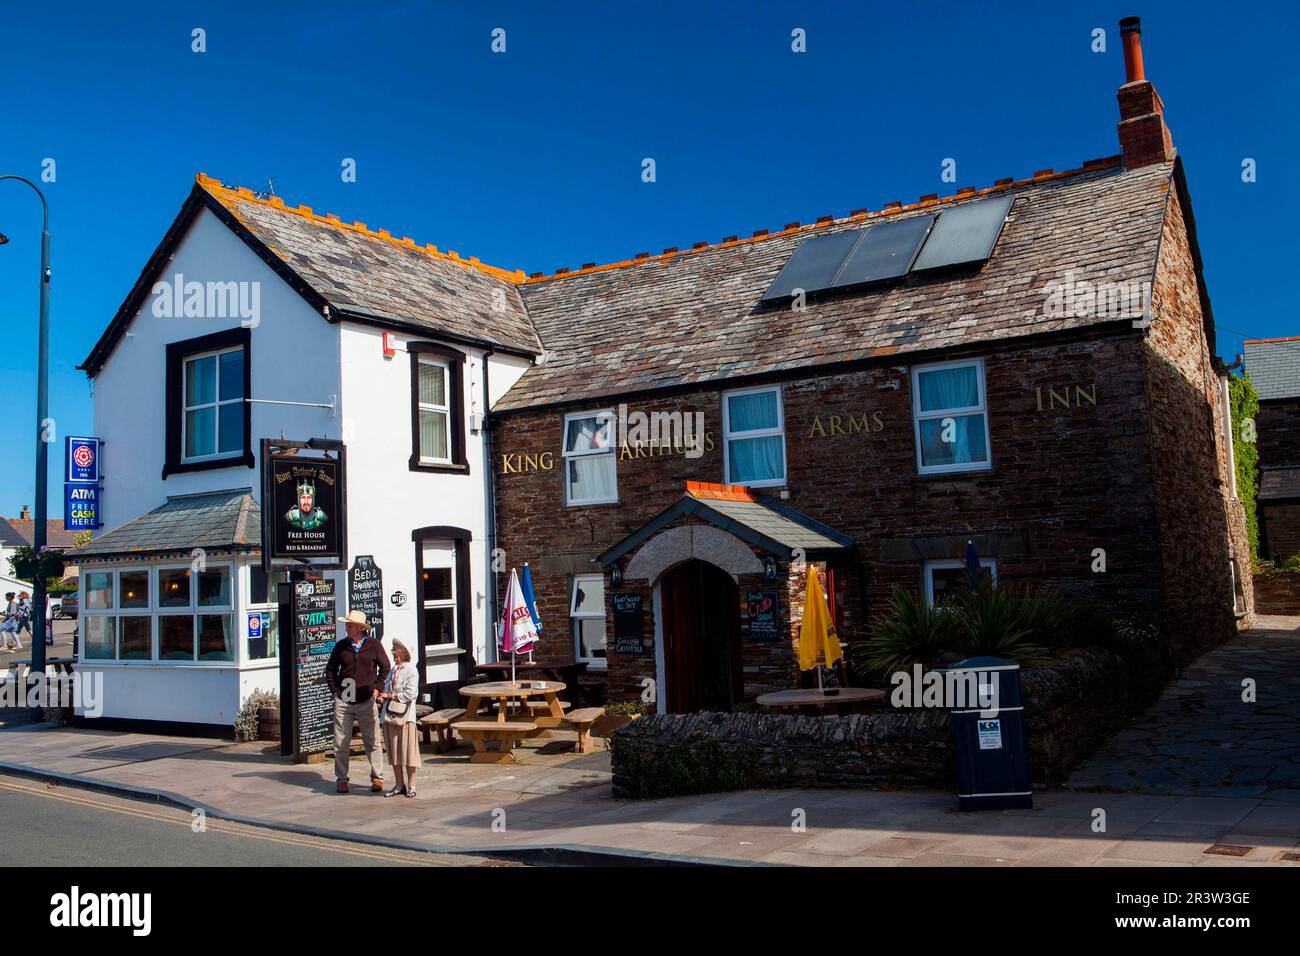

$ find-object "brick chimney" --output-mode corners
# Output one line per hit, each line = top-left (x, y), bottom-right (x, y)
(1117, 17), (1175, 168)
(19, 504), (31, 520)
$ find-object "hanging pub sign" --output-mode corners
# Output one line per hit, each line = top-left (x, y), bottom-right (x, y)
(280, 576), (338, 762)
(66, 436), (102, 483)
(347, 555), (384, 642)
(611, 592), (645, 654)
(261, 441), (347, 570)
(746, 589), (781, 642)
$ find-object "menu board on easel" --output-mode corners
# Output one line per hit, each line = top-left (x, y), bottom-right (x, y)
(285, 577), (338, 762)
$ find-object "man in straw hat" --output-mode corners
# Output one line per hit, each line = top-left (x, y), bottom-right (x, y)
(325, 609), (391, 793)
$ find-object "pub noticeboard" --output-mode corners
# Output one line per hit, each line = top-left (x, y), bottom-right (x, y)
(347, 555), (384, 642)
(286, 577), (338, 762)
(612, 592), (645, 655)
(746, 589), (781, 642)
(264, 452), (346, 568)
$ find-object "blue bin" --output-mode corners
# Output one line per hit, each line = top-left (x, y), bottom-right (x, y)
(947, 656), (1031, 811)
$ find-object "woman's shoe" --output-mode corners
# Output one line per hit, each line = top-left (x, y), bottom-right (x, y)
(386, 784), (406, 798)
(405, 787), (417, 798)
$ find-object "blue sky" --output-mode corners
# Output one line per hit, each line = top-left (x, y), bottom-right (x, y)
(1, 0), (1297, 517)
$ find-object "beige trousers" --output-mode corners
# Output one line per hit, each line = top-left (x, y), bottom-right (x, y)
(333, 696), (384, 783)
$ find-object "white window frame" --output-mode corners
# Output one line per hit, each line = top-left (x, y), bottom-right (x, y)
(181, 345), (244, 464)
(245, 564), (290, 663)
(421, 542), (457, 650)
(570, 574), (608, 667)
(722, 385), (787, 488)
(78, 562), (234, 665)
(416, 357), (453, 465)
(923, 558), (998, 607)
(911, 358), (993, 476)
(562, 409), (618, 506)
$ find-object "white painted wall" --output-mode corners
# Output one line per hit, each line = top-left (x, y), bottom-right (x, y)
(82, 204), (534, 726)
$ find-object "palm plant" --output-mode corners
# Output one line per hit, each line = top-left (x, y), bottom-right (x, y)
(951, 580), (1063, 661)
(851, 584), (964, 676)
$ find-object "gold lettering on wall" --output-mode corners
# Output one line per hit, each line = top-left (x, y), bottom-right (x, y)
(500, 451), (556, 474)
(617, 433), (716, 460)
(809, 411), (884, 438)
(1035, 384), (1099, 411)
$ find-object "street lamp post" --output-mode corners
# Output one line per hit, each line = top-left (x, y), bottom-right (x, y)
(1, 174), (52, 688)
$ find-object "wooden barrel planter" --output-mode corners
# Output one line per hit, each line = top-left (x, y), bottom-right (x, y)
(257, 707), (281, 741)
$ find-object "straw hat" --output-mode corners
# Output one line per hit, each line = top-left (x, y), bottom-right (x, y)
(337, 609), (369, 629)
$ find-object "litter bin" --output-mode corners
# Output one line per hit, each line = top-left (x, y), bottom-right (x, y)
(947, 656), (1031, 811)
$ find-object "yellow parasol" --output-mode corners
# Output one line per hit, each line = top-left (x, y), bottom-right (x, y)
(797, 567), (842, 690)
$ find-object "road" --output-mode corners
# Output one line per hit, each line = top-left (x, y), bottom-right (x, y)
(0, 776), (506, 867)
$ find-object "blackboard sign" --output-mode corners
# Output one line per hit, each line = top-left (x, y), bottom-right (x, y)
(347, 555), (384, 642)
(612, 592), (644, 655)
(746, 589), (781, 642)
(266, 454), (344, 565)
(289, 577), (338, 761)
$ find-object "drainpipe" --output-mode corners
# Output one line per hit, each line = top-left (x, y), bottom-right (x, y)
(481, 349), (499, 663)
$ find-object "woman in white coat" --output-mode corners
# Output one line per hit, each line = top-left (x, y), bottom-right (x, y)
(377, 639), (421, 797)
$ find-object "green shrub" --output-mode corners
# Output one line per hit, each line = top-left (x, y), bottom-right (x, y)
(950, 580), (1062, 661)
(604, 699), (653, 717)
(234, 688), (279, 742)
(851, 584), (963, 676)
(1230, 373), (1260, 560)
(610, 736), (766, 798)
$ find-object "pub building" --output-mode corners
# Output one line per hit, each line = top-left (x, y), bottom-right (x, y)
(72, 18), (1251, 730)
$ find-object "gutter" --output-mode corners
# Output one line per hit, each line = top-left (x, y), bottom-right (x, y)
(482, 349), (499, 663)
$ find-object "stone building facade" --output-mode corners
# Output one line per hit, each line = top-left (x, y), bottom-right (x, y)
(1243, 336), (1300, 561)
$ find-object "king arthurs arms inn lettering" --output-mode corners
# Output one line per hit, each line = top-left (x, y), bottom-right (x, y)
(809, 412), (884, 437)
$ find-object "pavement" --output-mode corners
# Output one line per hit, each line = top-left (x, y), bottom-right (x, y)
(0, 616), (1297, 867)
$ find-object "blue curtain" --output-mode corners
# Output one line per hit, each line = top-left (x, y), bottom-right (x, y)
(727, 391), (784, 482)
(918, 365), (978, 412)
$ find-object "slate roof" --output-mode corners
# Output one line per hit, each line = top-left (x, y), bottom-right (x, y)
(598, 482), (852, 565)
(198, 177), (541, 355)
(1260, 467), (1300, 502)
(0, 518), (80, 549)
(1244, 338), (1300, 401)
(498, 158), (1174, 410)
(72, 489), (260, 560)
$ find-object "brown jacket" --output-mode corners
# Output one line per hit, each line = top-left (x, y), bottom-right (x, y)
(325, 637), (392, 702)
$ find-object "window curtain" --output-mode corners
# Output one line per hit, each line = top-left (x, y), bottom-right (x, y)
(918, 367), (983, 466)
(728, 391), (778, 431)
(729, 436), (784, 483)
(568, 456), (616, 501)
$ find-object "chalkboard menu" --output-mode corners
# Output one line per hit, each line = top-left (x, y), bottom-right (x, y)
(289, 577), (338, 761)
(347, 555), (384, 642)
(611, 592), (645, 655)
(746, 589), (781, 642)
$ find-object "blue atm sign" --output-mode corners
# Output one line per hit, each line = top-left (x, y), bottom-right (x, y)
(65, 484), (101, 531)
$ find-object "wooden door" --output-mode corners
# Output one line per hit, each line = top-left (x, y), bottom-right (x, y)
(661, 560), (742, 713)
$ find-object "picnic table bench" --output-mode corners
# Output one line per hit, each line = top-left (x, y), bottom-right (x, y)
(561, 707), (605, 754)
(417, 707), (466, 752)
(455, 720), (538, 763)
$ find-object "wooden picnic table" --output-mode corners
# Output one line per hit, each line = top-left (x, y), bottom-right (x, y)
(756, 687), (884, 714)
(460, 680), (569, 729)
(475, 660), (590, 702)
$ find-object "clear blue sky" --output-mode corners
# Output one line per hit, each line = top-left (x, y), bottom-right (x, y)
(2, 0), (1297, 517)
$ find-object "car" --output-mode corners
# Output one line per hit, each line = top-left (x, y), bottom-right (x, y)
(50, 593), (78, 620)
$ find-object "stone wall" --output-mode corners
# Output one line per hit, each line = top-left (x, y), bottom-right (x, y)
(1252, 571), (1300, 615)
(610, 647), (1149, 797)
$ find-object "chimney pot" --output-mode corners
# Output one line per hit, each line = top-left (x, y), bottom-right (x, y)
(1120, 16), (1145, 84)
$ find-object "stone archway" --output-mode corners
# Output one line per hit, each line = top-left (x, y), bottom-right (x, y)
(623, 525), (763, 583)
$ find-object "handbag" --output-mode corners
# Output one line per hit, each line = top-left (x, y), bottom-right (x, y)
(382, 666), (411, 724)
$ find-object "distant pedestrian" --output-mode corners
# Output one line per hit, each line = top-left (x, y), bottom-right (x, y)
(377, 639), (420, 798)
(325, 610), (391, 794)
(16, 592), (33, 642)
(2, 593), (21, 651)
(45, 594), (54, 647)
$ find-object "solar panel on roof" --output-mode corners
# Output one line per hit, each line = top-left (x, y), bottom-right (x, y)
(911, 195), (1014, 273)
(829, 215), (935, 290)
(760, 230), (862, 303)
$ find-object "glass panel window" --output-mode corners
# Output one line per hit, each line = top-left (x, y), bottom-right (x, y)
(159, 615), (195, 660)
(197, 567), (231, 607)
(723, 387), (786, 487)
(83, 616), (116, 660)
(570, 575), (607, 664)
(183, 346), (244, 461)
(924, 560), (998, 607)
(119, 617), (152, 660)
(85, 571), (113, 611)
(159, 568), (190, 608)
(421, 542), (457, 649)
(119, 570), (149, 609)
(563, 412), (617, 505)
(197, 614), (233, 661)
(417, 359), (451, 463)
(912, 360), (992, 474)
(249, 568), (291, 606)
(247, 609), (278, 661)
